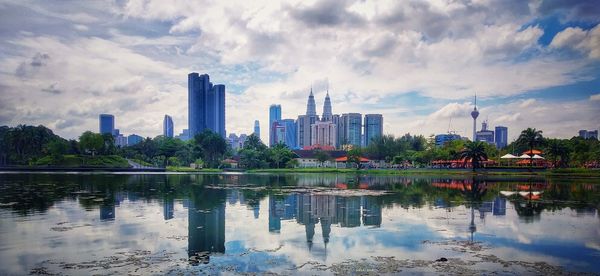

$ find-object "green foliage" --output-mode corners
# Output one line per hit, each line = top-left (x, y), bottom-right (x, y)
(34, 154), (129, 167)
(193, 130), (227, 168)
(268, 143), (295, 168)
(459, 141), (488, 171)
(347, 148), (362, 169)
(0, 125), (65, 165)
(313, 149), (330, 166)
(79, 131), (104, 156)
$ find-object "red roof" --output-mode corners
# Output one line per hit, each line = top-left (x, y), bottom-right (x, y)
(334, 156), (371, 162)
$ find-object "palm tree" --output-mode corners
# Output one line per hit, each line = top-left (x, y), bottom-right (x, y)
(459, 141), (488, 171)
(545, 139), (569, 168)
(516, 128), (544, 169)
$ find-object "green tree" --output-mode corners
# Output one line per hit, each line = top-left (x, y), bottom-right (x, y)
(194, 130), (227, 168)
(459, 141), (488, 171)
(79, 131), (104, 157)
(545, 139), (569, 168)
(516, 128), (544, 169)
(47, 139), (68, 163)
(268, 143), (294, 168)
(313, 149), (330, 167)
(347, 148), (362, 169)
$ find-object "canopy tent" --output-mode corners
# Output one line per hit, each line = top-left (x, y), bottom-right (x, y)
(518, 154), (531, 159)
(532, 154), (545, 159)
(500, 154), (518, 159)
(523, 149), (543, 155)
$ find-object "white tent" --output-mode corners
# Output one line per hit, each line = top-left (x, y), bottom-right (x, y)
(532, 154), (545, 159)
(500, 154), (517, 159)
(518, 154), (531, 159)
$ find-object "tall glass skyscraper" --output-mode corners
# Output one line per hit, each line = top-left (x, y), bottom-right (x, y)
(163, 115), (174, 138)
(188, 73), (226, 138)
(99, 114), (114, 135)
(340, 113), (362, 147)
(281, 119), (296, 149)
(364, 114), (383, 146)
(253, 120), (260, 139)
(269, 104), (282, 146)
(495, 126), (508, 148)
(322, 92), (332, 121)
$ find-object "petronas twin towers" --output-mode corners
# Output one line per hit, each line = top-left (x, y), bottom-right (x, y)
(305, 88), (332, 120)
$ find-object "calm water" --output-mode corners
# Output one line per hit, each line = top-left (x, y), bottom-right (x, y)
(0, 172), (598, 275)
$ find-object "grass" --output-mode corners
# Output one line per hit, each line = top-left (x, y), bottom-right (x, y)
(166, 166), (222, 172)
(34, 155), (130, 168)
(131, 158), (153, 167)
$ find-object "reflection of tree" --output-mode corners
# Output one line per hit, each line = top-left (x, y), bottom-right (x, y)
(188, 187), (226, 264)
(513, 178), (544, 223)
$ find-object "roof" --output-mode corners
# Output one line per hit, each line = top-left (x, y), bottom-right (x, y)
(292, 150), (347, 159)
(334, 156), (371, 162)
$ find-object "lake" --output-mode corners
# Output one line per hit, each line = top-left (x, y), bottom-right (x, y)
(0, 172), (598, 275)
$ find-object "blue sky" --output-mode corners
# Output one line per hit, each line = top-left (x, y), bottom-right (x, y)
(0, 0), (598, 141)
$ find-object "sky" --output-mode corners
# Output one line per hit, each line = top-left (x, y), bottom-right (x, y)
(0, 0), (599, 143)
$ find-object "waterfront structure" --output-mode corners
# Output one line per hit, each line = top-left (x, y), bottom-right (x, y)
(253, 120), (260, 139)
(495, 126), (508, 148)
(470, 95), (479, 141)
(188, 73), (226, 138)
(435, 133), (462, 147)
(364, 114), (383, 146)
(163, 115), (174, 138)
(310, 121), (337, 148)
(269, 104), (282, 146)
(99, 114), (114, 135)
(127, 134), (143, 145)
(281, 119), (297, 149)
(339, 113), (362, 147)
(475, 121), (494, 145)
(579, 129), (598, 139)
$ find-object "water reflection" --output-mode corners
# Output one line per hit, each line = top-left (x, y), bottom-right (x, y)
(0, 173), (598, 274)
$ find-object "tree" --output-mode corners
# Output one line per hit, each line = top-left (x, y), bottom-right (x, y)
(194, 130), (227, 168)
(459, 141), (488, 171)
(516, 128), (544, 169)
(545, 139), (569, 168)
(313, 149), (330, 167)
(347, 148), (362, 169)
(268, 143), (294, 168)
(47, 139), (68, 163)
(79, 131), (104, 157)
(243, 134), (267, 151)
(239, 149), (268, 169)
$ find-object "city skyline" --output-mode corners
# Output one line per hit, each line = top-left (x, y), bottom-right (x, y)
(0, 1), (599, 142)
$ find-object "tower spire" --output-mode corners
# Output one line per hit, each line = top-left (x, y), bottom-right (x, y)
(470, 93), (480, 141)
(306, 87), (317, 116)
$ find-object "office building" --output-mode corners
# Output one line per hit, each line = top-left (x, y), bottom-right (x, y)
(495, 126), (508, 148)
(310, 121), (337, 148)
(188, 73), (226, 138)
(253, 120), (260, 139)
(322, 91), (333, 121)
(269, 104), (282, 146)
(175, 129), (190, 141)
(127, 134), (143, 145)
(115, 134), (128, 147)
(281, 119), (297, 149)
(476, 121), (494, 145)
(271, 121), (286, 145)
(297, 90), (320, 149)
(99, 114), (114, 135)
(364, 114), (383, 146)
(579, 129), (598, 139)
(163, 115), (174, 138)
(339, 113), (362, 147)
(435, 133), (462, 147)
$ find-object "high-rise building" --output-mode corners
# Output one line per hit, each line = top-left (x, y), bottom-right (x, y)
(163, 115), (174, 138)
(306, 88), (317, 116)
(495, 126), (508, 148)
(269, 104), (282, 146)
(297, 90), (320, 149)
(310, 121), (337, 148)
(115, 134), (128, 147)
(322, 91), (332, 121)
(281, 119), (297, 149)
(470, 95), (479, 141)
(99, 114), (114, 135)
(253, 120), (260, 139)
(364, 114), (383, 146)
(579, 129), (598, 139)
(435, 133), (462, 147)
(127, 134), (143, 145)
(175, 129), (190, 141)
(476, 121), (494, 144)
(339, 113), (362, 147)
(188, 73), (226, 138)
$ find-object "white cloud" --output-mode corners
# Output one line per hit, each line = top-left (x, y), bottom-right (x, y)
(551, 25), (600, 59)
(590, 93), (600, 101)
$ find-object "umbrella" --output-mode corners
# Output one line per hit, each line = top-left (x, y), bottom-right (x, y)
(518, 154), (531, 159)
(500, 154), (517, 159)
(532, 154), (545, 159)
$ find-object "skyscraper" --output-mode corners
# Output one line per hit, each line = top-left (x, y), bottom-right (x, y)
(476, 121), (494, 144)
(127, 134), (143, 145)
(253, 120), (260, 139)
(495, 126), (508, 148)
(188, 73), (226, 138)
(281, 119), (297, 148)
(163, 115), (174, 138)
(269, 104), (282, 146)
(99, 114), (114, 135)
(297, 90), (320, 149)
(364, 114), (383, 146)
(470, 95), (479, 141)
(306, 88), (317, 116)
(339, 113), (362, 147)
(311, 121), (337, 148)
(322, 91), (332, 121)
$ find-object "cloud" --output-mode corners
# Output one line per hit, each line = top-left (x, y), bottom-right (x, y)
(590, 93), (600, 101)
(41, 83), (62, 94)
(551, 25), (600, 59)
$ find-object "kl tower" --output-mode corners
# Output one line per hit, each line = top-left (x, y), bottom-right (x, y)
(471, 94), (479, 141)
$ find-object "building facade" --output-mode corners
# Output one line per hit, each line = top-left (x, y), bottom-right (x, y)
(281, 119), (297, 149)
(253, 120), (260, 140)
(435, 133), (462, 147)
(163, 115), (174, 138)
(364, 114), (383, 146)
(269, 104), (282, 146)
(127, 134), (143, 145)
(476, 121), (494, 145)
(339, 113), (362, 147)
(494, 126), (508, 148)
(99, 114), (114, 135)
(310, 121), (337, 148)
(188, 73), (226, 138)
(579, 129), (598, 139)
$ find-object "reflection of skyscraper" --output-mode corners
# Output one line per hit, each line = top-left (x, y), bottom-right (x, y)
(297, 193), (318, 249)
(269, 197), (285, 233)
(337, 196), (361, 227)
(362, 196), (382, 227)
(493, 196), (506, 216)
(188, 191), (226, 261)
(164, 197), (174, 220)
